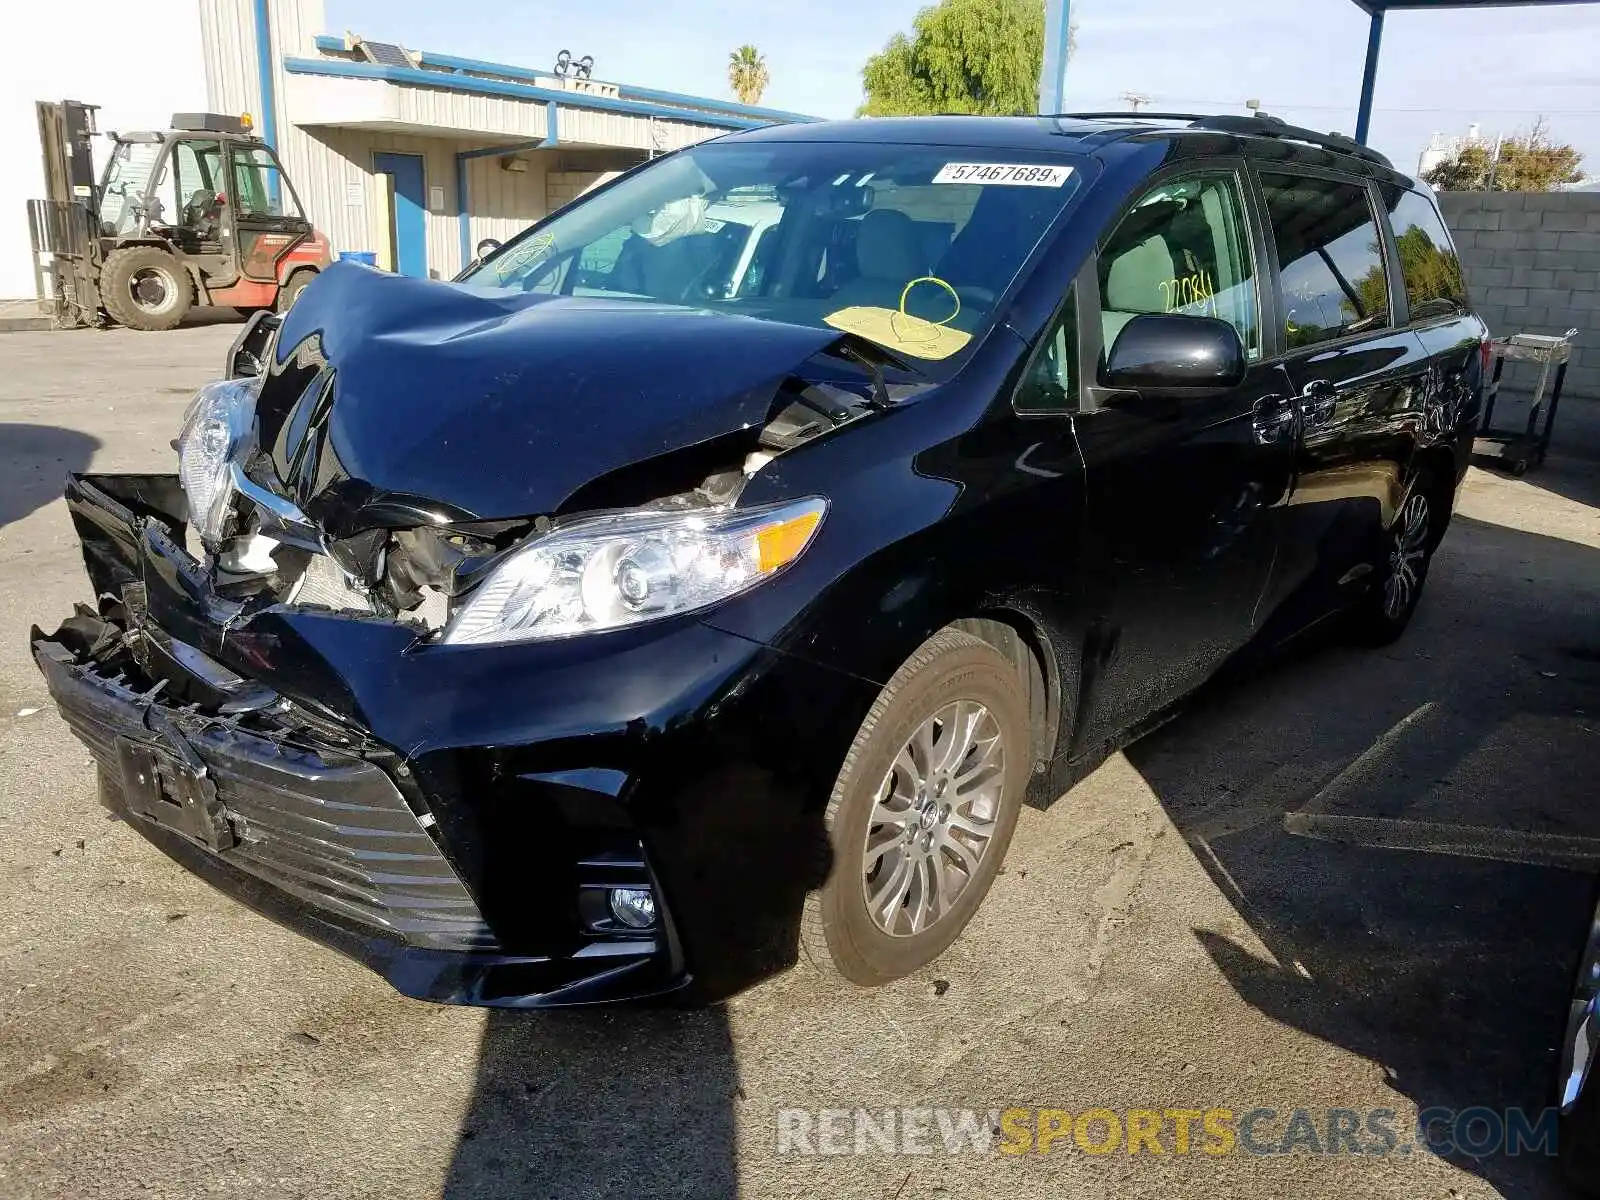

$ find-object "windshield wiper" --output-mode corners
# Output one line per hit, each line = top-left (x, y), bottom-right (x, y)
(831, 335), (919, 410)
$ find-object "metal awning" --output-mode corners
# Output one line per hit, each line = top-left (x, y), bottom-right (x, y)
(1348, 0), (1600, 144)
(1039, 0), (1600, 146)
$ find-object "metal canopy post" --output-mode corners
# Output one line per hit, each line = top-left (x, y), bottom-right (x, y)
(1038, 0), (1073, 113)
(1354, 7), (1385, 145)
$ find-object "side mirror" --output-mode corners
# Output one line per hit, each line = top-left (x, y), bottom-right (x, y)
(1103, 314), (1246, 391)
(475, 237), (502, 260)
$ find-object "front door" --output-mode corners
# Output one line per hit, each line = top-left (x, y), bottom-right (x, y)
(227, 142), (311, 283)
(1071, 167), (1295, 749)
(373, 152), (428, 278)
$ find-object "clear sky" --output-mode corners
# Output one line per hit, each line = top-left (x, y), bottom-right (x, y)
(324, 0), (1600, 176)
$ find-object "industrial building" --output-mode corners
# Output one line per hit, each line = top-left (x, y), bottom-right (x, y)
(3, 0), (815, 300)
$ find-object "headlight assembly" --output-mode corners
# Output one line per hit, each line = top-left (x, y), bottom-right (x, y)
(176, 378), (257, 546)
(442, 497), (827, 646)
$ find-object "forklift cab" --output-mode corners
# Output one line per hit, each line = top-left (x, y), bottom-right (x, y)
(99, 119), (313, 286)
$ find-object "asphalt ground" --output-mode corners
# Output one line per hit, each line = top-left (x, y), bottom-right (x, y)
(1, 318), (1598, 1199)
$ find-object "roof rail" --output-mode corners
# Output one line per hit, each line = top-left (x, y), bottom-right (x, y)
(1051, 111), (1394, 171)
(1190, 113), (1394, 169)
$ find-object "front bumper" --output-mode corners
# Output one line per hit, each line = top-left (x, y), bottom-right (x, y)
(33, 474), (879, 1005)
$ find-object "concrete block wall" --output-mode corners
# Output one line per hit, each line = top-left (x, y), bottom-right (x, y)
(546, 171), (623, 213)
(1438, 191), (1600, 400)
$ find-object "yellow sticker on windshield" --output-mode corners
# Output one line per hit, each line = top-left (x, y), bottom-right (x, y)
(824, 307), (972, 361)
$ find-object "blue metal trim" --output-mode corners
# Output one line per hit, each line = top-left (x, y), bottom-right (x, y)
(457, 139), (550, 162)
(417, 49), (560, 83)
(614, 83), (819, 124)
(456, 153), (471, 268)
(1355, 8), (1384, 145)
(309, 39), (818, 123)
(282, 57), (774, 130)
(1038, 0), (1072, 113)
(253, 0), (278, 148)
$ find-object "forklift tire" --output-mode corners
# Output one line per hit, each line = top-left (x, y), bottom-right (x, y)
(100, 247), (192, 331)
(276, 270), (314, 313)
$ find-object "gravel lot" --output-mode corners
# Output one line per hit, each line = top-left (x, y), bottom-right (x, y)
(1, 319), (1598, 1200)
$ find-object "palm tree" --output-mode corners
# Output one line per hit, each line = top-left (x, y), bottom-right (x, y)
(728, 45), (770, 106)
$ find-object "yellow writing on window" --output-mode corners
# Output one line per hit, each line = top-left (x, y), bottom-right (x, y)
(1159, 271), (1216, 316)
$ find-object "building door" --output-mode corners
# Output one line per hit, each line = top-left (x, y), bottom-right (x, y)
(373, 153), (427, 277)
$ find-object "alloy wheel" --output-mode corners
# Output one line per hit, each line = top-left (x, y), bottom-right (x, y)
(1382, 491), (1431, 620)
(861, 699), (1006, 937)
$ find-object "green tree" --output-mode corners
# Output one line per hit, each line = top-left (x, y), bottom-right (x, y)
(859, 0), (1075, 118)
(1424, 118), (1585, 193)
(728, 45), (770, 106)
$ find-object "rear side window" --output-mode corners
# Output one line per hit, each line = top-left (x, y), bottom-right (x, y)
(1096, 172), (1261, 365)
(1380, 188), (1468, 322)
(1260, 174), (1390, 349)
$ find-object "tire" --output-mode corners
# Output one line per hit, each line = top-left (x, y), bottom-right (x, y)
(1348, 472), (1440, 647)
(99, 246), (192, 331)
(1560, 884), (1600, 1194)
(275, 270), (314, 313)
(801, 627), (1031, 987)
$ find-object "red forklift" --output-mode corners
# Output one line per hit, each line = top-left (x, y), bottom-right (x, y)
(27, 101), (331, 331)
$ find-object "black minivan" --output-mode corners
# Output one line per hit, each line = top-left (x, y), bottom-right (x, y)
(32, 113), (1485, 1006)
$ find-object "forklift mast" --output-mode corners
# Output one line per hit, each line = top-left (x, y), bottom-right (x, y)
(28, 101), (103, 323)
(36, 100), (100, 214)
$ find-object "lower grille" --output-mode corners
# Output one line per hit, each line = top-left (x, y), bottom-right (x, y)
(37, 640), (496, 953)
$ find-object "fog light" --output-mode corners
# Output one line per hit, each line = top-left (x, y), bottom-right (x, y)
(609, 887), (657, 929)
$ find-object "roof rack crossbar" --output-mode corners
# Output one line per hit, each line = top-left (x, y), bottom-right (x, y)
(1049, 111), (1394, 171)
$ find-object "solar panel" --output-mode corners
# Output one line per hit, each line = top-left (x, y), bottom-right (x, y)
(359, 41), (413, 68)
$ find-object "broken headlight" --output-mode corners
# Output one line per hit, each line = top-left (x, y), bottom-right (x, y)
(441, 498), (826, 646)
(176, 378), (256, 545)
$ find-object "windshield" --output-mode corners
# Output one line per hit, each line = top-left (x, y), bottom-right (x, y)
(101, 139), (165, 236)
(462, 141), (1086, 367)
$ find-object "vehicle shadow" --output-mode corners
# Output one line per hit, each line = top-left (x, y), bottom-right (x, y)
(1125, 512), (1600, 1197)
(440, 1006), (739, 1199)
(0, 424), (100, 533)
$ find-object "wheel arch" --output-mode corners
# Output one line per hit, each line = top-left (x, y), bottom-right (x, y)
(1410, 446), (1460, 550)
(950, 603), (1076, 780)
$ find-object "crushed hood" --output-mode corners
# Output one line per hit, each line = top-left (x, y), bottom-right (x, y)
(255, 262), (852, 533)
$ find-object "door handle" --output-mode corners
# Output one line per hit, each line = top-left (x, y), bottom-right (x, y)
(1252, 395), (1298, 444)
(1299, 379), (1337, 425)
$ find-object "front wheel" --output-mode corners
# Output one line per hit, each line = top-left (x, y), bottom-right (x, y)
(275, 270), (314, 313)
(801, 628), (1030, 987)
(99, 246), (192, 331)
(1349, 477), (1438, 646)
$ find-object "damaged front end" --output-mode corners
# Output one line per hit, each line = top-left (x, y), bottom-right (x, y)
(33, 473), (690, 1005)
(31, 273), (898, 1005)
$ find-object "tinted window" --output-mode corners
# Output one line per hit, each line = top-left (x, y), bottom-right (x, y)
(1260, 174), (1389, 349)
(1381, 187), (1468, 322)
(1016, 284), (1078, 413)
(1097, 173), (1260, 364)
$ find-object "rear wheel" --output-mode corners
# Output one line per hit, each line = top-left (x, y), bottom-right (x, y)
(1349, 476), (1438, 646)
(801, 628), (1030, 987)
(99, 246), (192, 331)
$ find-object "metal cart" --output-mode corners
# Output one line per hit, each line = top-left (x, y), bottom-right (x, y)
(1473, 328), (1579, 477)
